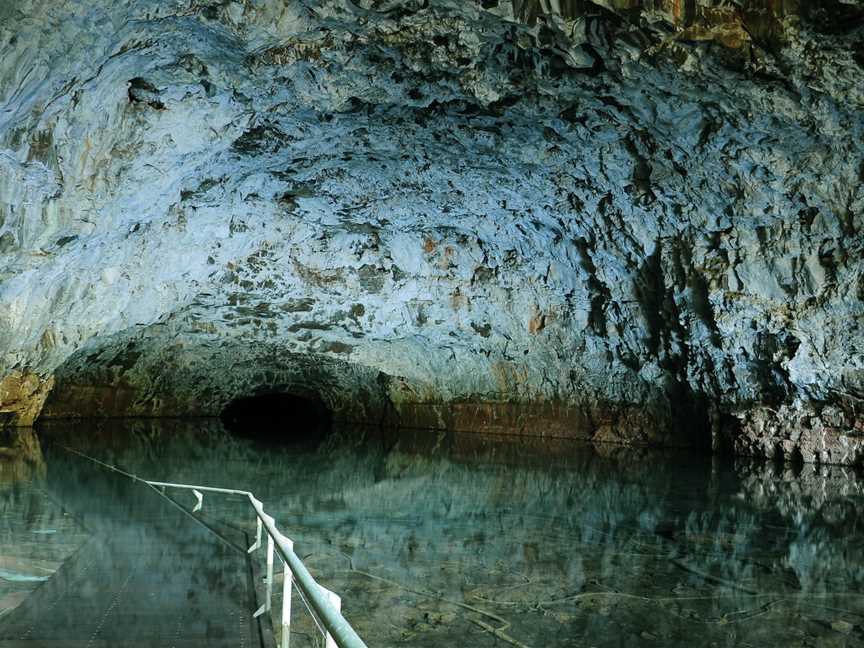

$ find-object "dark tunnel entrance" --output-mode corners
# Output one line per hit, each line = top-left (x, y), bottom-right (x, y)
(219, 392), (332, 443)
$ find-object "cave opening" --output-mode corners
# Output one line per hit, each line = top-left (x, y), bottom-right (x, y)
(219, 392), (332, 443)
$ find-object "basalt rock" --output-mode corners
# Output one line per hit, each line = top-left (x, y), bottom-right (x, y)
(733, 402), (864, 466)
(0, 1), (862, 460)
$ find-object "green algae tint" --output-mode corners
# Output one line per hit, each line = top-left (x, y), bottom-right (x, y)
(6, 421), (864, 647)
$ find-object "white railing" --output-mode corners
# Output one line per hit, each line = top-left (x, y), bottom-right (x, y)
(62, 448), (368, 648)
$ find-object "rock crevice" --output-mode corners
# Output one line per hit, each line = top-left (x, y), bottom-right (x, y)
(0, 0), (862, 459)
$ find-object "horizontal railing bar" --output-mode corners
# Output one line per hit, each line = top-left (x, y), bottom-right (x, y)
(61, 447), (368, 648)
(243, 493), (366, 648)
(146, 481), (251, 496)
(151, 482), (368, 648)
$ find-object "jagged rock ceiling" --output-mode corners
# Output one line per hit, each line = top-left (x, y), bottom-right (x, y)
(0, 0), (862, 461)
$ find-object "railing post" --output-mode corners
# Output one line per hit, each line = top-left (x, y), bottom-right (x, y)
(265, 534), (275, 612)
(66, 453), (369, 647)
(323, 588), (341, 648)
(281, 540), (294, 648)
(248, 517), (263, 554)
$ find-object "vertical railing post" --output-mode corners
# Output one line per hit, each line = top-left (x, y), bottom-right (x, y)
(248, 516), (263, 553)
(281, 539), (294, 648)
(119, 478), (368, 647)
(323, 588), (342, 648)
(265, 534), (275, 612)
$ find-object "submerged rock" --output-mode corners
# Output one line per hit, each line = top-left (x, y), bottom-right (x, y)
(0, 1), (862, 459)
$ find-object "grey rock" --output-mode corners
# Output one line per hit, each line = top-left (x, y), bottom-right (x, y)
(0, 1), (862, 459)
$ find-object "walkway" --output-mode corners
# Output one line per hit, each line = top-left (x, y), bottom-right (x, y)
(0, 449), (267, 648)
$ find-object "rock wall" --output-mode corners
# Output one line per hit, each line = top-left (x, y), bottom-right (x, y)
(0, 0), (862, 460)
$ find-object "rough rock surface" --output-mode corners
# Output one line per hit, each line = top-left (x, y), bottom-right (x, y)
(1, 1), (863, 460)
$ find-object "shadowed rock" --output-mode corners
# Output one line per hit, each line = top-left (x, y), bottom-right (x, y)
(0, 0), (862, 462)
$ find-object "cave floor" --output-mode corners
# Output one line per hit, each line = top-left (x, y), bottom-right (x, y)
(2, 420), (864, 647)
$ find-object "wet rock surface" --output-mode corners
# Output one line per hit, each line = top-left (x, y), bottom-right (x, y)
(735, 402), (864, 466)
(0, 1), (862, 458)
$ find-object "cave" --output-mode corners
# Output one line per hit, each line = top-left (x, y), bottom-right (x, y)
(1, 0), (863, 646)
(219, 392), (333, 442)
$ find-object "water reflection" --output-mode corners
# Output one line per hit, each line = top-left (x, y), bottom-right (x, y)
(0, 428), (46, 491)
(0, 429), (87, 621)
(8, 421), (864, 646)
(0, 427), (260, 645)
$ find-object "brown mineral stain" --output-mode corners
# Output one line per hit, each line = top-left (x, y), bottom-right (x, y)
(450, 288), (466, 310)
(528, 311), (546, 334)
(490, 361), (528, 392)
(0, 371), (55, 427)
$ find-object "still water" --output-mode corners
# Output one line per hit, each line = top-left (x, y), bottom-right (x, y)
(2, 421), (864, 647)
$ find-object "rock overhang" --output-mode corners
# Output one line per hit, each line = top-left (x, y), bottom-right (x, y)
(0, 0), (861, 461)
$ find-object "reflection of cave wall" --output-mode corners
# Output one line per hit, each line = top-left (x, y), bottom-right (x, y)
(36, 418), (864, 646)
(0, 429), (46, 492)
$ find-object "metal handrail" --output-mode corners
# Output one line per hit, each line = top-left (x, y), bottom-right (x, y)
(62, 448), (368, 648)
